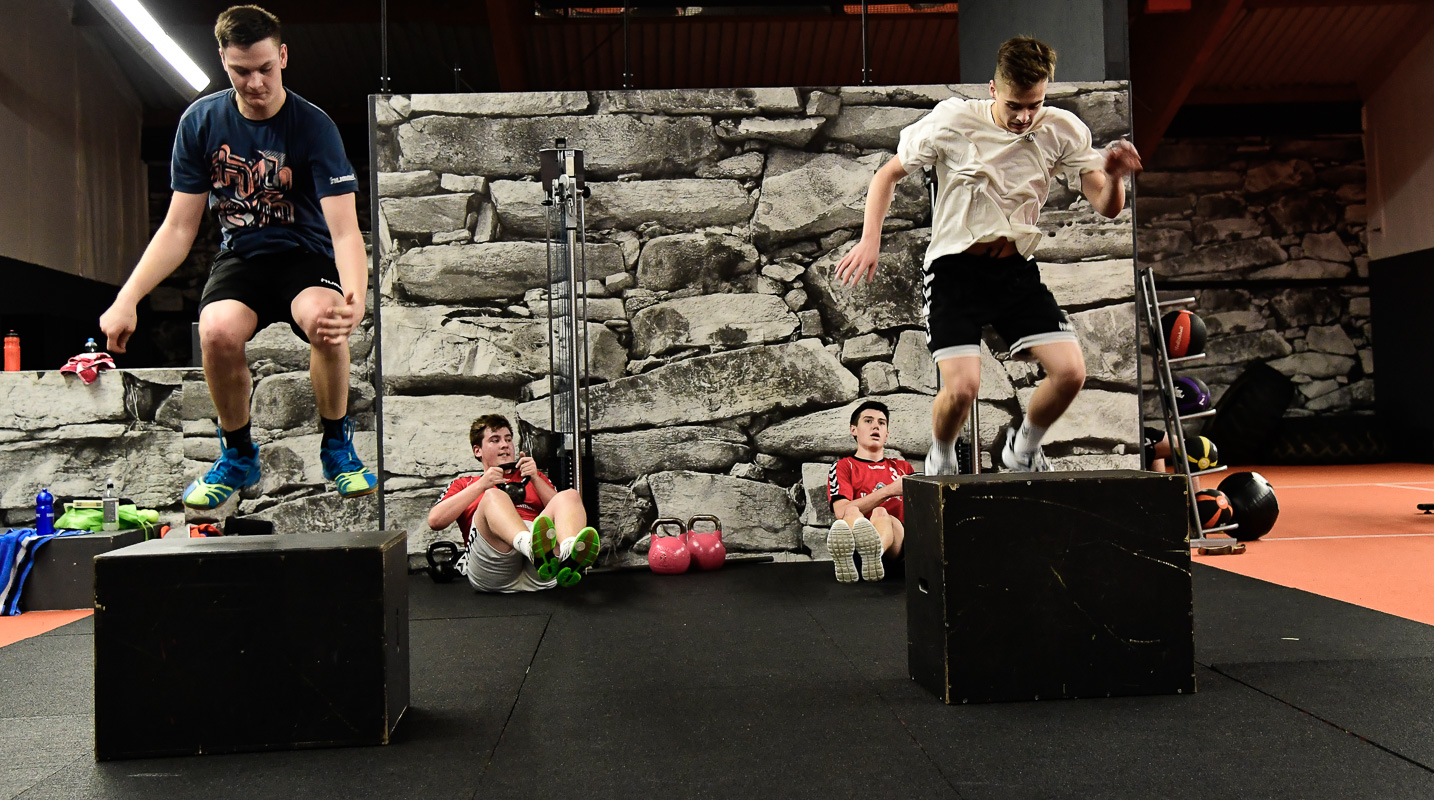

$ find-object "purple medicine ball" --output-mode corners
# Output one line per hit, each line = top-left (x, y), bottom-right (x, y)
(1174, 376), (1212, 415)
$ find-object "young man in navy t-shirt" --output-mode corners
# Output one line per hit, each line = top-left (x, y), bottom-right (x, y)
(826, 400), (913, 583)
(100, 5), (376, 509)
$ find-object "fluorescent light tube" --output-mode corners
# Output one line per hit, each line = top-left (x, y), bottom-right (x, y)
(94, 0), (210, 96)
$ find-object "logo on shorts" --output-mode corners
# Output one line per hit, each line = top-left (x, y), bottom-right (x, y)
(330, 174), (356, 184)
(320, 278), (343, 291)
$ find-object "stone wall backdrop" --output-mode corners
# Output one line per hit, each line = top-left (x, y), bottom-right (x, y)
(0, 334), (377, 534)
(1136, 135), (1371, 422)
(373, 85), (1140, 568)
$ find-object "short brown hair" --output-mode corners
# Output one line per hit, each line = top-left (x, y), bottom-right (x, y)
(215, 5), (281, 49)
(995, 37), (1056, 89)
(469, 415), (513, 449)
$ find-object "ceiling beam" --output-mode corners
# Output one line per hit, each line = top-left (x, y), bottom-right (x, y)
(1185, 85), (1362, 104)
(1244, 0), (1423, 9)
(1358, 2), (1434, 97)
(1129, 0), (1244, 157)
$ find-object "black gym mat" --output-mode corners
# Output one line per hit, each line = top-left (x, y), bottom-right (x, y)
(5, 560), (1434, 800)
(6, 615), (546, 800)
(1192, 564), (1434, 664)
(1215, 657), (1434, 770)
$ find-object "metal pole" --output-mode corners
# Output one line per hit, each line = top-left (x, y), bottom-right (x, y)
(367, 95), (387, 529)
(860, 0), (873, 86)
(379, 0), (390, 92)
(622, 5), (633, 89)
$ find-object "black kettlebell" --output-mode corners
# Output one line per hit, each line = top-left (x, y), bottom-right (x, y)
(426, 541), (460, 583)
(499, 462), (530, 504)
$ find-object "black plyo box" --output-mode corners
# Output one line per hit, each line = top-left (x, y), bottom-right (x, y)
(20, 529), (145, 611)
(905, 470), (1194, 704)
(94, 530), (409, 760)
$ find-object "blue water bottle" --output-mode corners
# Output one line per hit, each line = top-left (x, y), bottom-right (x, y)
(36, 488), (54, 536)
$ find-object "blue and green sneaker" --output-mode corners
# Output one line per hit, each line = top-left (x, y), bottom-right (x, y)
(530, 515), (561, 580)
(183, 428), (261, 509)
(320, 417), (378, 498)
(555, 527), (600, 588)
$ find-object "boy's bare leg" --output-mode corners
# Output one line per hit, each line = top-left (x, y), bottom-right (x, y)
(472, 489), (527, 553)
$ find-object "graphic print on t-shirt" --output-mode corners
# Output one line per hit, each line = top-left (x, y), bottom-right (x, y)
(211, 144), (296, 230)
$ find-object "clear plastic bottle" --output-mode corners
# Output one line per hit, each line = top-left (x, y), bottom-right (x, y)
(102, 480), (119, 532)
(84, 338), (99, 353)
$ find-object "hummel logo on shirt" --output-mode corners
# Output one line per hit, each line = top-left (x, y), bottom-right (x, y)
(330, 174), (356, 184)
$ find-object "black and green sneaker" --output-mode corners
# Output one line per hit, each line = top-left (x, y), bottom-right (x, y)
(555, 527), (600, 588)
(529, 515), (561, 580)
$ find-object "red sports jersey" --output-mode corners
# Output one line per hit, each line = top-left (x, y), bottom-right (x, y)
(827, 456), (914, 522)
(440, 470), (555, 544)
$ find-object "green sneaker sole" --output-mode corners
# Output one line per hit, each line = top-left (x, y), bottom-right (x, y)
(530, 515), (561, 580)
(555, 527), (600, 588)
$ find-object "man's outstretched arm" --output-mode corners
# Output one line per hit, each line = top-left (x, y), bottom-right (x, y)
(1080, 139), (1142, 219)
(835, 155), (908, 285)
(99, 191), (207, 353)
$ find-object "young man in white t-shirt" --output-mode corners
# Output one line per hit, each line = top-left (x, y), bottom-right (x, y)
(837, 37), (1142, 474)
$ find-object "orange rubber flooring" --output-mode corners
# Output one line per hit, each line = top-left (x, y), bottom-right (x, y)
(1197, 462), (1434, 626)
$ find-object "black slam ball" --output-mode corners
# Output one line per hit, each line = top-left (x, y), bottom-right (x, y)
(1219, 471), (1279, 541)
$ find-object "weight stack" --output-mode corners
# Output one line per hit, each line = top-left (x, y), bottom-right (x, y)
(905, 470), (1194, 704)
(94, 530), (409, 760)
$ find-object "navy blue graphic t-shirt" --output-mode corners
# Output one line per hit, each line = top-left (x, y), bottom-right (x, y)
(171, 88), (358, 259)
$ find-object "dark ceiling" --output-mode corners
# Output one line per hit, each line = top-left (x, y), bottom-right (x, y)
(75, 0), (1434, 159)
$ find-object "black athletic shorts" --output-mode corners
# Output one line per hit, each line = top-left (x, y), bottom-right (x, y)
(198, 248), (344, 342)
(922, 251), (1076, 360)
(1142, 426), (1166, 468)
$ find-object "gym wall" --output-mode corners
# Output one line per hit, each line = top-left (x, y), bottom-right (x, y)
(0, 0), (148, 286)
(371, 84), (1141, 567)
(1364, 22), (1434, 262)
(1134, 134), (1372, 423)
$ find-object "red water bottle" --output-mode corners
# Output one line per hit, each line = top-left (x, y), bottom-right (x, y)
(3, 331), (18, 371)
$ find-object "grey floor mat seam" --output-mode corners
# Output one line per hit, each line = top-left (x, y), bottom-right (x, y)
(11, 753), (91, 800)
(1207, 663), (1434, 775)
(797, 596), (967, 800)
(472, 612), (553, 799)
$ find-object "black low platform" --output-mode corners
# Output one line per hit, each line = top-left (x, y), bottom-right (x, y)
(92, 531), (408, 760)
(3, 561), (1433, 798)
(904, 470), (1194, 703)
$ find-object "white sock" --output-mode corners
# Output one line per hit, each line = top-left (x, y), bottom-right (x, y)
(511, 528), (535, 560)
(931, 433), (957, 462)
(1014, 418), (1049, 456)
(558, 537), (576, 560)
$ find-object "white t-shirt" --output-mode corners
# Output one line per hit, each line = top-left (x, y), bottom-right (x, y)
(896, 98), (1106, 264)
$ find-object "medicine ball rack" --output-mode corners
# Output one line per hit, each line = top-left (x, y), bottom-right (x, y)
(1138, 268), (1240, 550)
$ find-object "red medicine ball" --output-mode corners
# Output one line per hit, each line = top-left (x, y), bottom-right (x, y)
(1162, 310), (1208, 358)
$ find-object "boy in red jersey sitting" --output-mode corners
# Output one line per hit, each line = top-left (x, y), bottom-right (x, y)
(826, 401), (912, 583)
(428, 414), (598, 591)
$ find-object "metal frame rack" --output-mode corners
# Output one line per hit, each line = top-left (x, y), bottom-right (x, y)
(1138, 267), (1239, 548)
(540, 138), (597, 511)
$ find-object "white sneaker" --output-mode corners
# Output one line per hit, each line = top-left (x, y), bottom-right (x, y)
(851, 518), (885, 582)
(925, 443), (960, 476)
(1001, 427), (1052, 472)
(826, 520), (858, 583)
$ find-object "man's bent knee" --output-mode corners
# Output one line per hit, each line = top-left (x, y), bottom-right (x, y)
(198, 313), (253, 356)
(870, 506), (890, 521)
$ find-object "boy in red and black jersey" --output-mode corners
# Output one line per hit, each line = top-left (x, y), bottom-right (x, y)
(428, 414), (599, 592)
(826, 400), (912, 583)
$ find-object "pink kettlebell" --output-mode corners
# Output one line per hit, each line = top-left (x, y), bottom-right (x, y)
(648, 518), (691, 574)
(686, 514), (727, 571)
